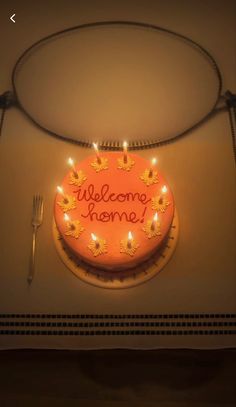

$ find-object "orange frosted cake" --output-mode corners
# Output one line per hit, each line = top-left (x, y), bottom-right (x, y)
(54, 152), (174, 271)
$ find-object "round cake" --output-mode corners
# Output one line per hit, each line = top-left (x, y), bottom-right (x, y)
(54, 152), (174, 271)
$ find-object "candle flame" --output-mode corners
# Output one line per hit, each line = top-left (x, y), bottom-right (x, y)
(64, 213), (70, 222)
(68, 157), (74, 167)
(153, 212), (158, 222)
(151, 157), (157, 166)
(128, 231), (133, 241)
(57, 186), (64, 195)
(123, 141), (128, 149)
(162, 185), (168, 194)
(91, 233), (97, 241)
(93, 142), (98, 152)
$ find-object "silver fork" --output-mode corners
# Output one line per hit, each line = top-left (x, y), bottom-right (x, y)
(27, 194), (44, 284)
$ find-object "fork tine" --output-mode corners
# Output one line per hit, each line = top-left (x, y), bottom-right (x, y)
(32, 194), (43, 221)
(34, 195), (37, 209)
(37, 195), (43, 221)
(33, 195), (36, 213)
(36, 195), (40, 212)
(41, 197), (44, 218)
(35, 197), (38, 216)
(38, 196), (43, 218)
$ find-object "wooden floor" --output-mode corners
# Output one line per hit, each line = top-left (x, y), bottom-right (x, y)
(0, 349), (235, 406)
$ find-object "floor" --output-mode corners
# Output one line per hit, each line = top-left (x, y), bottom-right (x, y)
(0, 349), (235, 406)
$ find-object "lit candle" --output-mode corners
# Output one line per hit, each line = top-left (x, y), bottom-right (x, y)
(149, 157), (157, 178)
(151, 212), (159, 231)
(91, 232), (100, 249)
(123, 141), (128, 163)
(57, 186), (68, 202)
(162, 185), (167, 194)
(68, 157), (78, 178)
(64, 213), (70, 222)
(127, 231), (133, 249)
(159, 185), (168, 204)
(64, 213), (75, 230)
(93, 142), (101, 164)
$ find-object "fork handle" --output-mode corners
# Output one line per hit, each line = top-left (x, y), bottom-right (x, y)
(28, 226), (37, 284)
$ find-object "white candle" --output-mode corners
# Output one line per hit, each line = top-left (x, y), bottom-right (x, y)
(161, 185), (168, 194)
(159, 185), (168, 204)
(64, 213), (74, 229)
(57, 186), (65, 198)
(93, 143), (101, 164)
(91, 232), (100, 248)
(91, 233), (97, 241)
(151, 212), (159, 231)
(64, 213), (70, 222)
(57, 186), (68, 203)
(57, 186), (64, 195)
(68, 157), (77, 177)
(123, 141), (128, 163)
(149, 157), (157, 177)
(127, 231), (133, 249)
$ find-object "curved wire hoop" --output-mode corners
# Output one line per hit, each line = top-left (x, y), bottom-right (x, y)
(11, 20), (223, 150)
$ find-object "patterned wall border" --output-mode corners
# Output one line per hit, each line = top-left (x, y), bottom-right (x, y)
(1, 314), (236, 319)
(0, 314), (235, 336)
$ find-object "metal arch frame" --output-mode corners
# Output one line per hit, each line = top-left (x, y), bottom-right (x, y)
(11, 20), (223, 150)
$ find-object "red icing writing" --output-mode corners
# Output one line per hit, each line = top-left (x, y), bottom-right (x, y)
(81, 202), (142, 223)
(74, 184), (151, 224)
(75, 184), (151, 205)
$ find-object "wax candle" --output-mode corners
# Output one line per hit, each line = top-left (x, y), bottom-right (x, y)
(159, 185), (168, 204)
(123, 141), (128, 163)
(149, 158), (157, 177)
(64, 213), (70, 222)
(93, 143), (101, 164)
(91, 233), (100, 249)
(89, 233), (107, 256)
(127, 231), (133, 249)
(68, 157), (78, 178)
(151, 212), (159, 231)
(64, 213), (75, 230)
(57, 186), (68, 203)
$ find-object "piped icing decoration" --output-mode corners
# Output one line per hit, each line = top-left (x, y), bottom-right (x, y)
(88, 233), (107, 257)
(117, 156), (135, 171)
(120, 231), (139, 257)
(117, 141), (135, 171)
(69, 170), (87, 187)
(91, 143), (108, 172)
(91, 156), (108, 172)
(64, 213), (84, 239)
(151, 185), (170, 213)
(140, 158), (158, 186)
(142, 212), (161, 239)
(57, 186), (76, 212)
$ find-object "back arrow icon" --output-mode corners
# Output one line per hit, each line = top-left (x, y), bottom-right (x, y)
(10, 14), (16, 23)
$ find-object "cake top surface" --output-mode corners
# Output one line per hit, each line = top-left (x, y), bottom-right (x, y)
(54, 152), (174, 270)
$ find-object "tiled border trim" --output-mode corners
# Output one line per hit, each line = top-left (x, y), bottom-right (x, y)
(0, 321), (235, 328)
(0, 314), (236, 336)
(1, 314), (236, 319)
(0, 329), (236, 336)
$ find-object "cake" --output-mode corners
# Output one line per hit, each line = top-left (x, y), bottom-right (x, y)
(54, 151), (175, 271)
